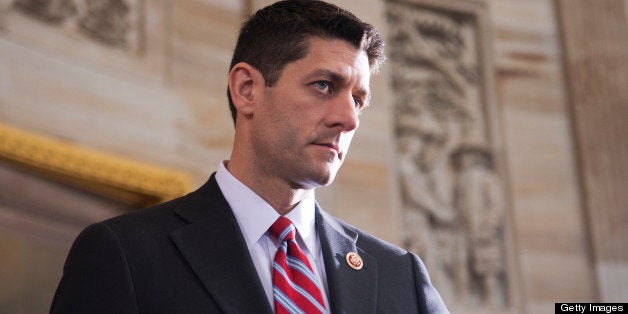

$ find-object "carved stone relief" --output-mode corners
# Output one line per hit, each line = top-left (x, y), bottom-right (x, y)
(10, 0), (139, 48)
(386, 0), (510, 310)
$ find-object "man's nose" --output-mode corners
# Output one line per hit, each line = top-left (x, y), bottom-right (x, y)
(326, 93), (359, 132)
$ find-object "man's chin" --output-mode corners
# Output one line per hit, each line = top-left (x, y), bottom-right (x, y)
(299, 168), (339, 189)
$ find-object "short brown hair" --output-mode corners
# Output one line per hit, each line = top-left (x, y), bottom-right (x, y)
(227, 0), (385, 123)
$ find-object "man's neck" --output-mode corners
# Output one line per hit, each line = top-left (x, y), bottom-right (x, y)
(224, 160), (314, 216)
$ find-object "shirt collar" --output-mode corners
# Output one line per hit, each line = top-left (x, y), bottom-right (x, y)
(215, 161), (317, 253)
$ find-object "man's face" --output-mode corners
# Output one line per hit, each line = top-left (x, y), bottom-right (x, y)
(250, 37), (371, 189)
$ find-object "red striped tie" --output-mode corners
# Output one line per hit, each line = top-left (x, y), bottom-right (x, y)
(269, 217), (327, 314)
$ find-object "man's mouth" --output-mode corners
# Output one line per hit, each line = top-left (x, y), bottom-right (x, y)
(313, 142), (340, 154)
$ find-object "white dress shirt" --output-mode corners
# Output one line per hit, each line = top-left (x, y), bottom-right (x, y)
(215, 161), (329, 310)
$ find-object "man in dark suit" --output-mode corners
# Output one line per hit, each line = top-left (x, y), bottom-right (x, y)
(51, 1), (448, 313)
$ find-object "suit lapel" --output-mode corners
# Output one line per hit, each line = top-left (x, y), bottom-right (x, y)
(316, 208), (377, 313)
(169, 175), (272, 314)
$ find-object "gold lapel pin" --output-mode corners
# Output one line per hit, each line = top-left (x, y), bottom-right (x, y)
(346, 252), (363, 270)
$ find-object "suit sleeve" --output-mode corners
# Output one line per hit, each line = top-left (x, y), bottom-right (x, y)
(50, 222), (139, 314)
(408, 252), (449, 314)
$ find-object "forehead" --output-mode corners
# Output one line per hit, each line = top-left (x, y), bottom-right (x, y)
(283, 37), (371, 88)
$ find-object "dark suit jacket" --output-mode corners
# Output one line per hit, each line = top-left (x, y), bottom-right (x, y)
(51, 174), (448, 313)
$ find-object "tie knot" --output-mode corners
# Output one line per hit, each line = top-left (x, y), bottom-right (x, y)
(269, 216), (296, 242)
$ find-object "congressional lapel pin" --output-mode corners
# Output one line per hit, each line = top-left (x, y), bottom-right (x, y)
(346, 252), (363, 270)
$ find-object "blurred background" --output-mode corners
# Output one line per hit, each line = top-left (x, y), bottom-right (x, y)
(0, 0), (626, 313)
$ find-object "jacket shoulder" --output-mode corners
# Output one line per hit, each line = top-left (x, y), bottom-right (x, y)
(321, 213), (449, 313)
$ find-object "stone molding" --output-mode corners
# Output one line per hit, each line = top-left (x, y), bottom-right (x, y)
(0, 123), (191, 207)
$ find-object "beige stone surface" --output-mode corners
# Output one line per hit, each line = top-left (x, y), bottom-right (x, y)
(490, 0), (596, 310)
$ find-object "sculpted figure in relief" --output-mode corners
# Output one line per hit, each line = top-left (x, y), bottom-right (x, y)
(396, 77), (471, 295)
(13, 0), (76, 22)
(398, 114), (455, 288)
(452, 145), (505, 308)
(11, 0), (132, 47)
(78, 0), (130, 46)
(388, 0), (508, 309)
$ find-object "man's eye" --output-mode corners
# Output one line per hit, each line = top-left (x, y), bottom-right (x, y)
(315, 81), (331, 92)
(353, 97), (363, 109)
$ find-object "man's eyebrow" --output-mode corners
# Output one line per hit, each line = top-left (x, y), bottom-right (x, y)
(305, 69), (371, 101)
(355, 87), (371, 105)
(304, 69), (346, 83)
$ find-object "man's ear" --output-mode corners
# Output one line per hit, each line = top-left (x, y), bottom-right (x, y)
(228, 62), (264, 117)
